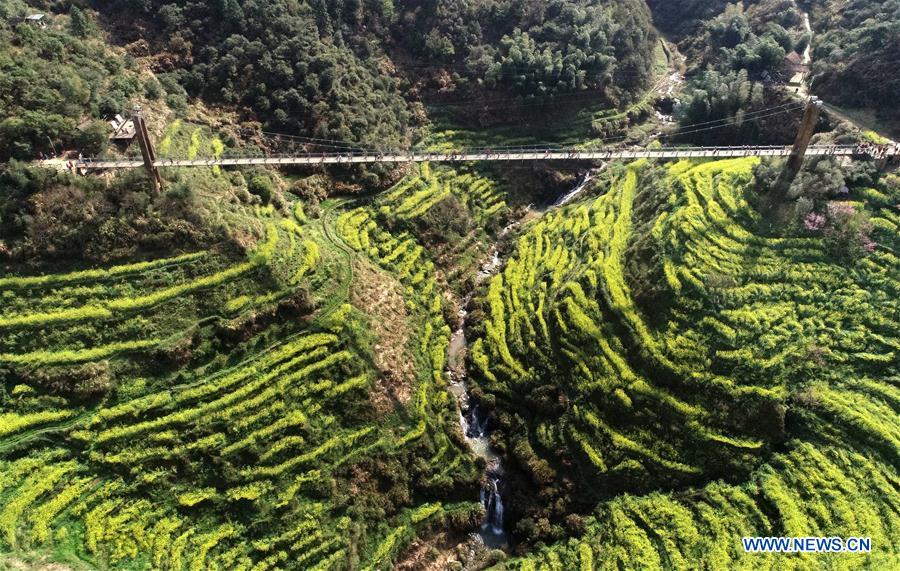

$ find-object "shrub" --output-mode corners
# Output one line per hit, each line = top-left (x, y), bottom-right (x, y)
(823, 201), (875, 259)
(74, 121), (109, 156)
(248, 174), (275, 204)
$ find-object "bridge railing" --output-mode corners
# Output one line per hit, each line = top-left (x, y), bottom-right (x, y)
(72, 144), (895, 169)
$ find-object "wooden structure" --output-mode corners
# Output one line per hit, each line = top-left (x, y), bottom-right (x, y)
(773, 97), (823, 199)
(10, 14), (47, 27)
(108, 114), (137, 142)
(132, 106), (162, 194)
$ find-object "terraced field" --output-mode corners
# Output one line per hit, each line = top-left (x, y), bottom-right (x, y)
(8, 0), (899, 567)
(0, 187), (482, 568)
(2, 147), (898, 569)
(467, 158), (900, 568)
(425, 97), (655, 154)
(341, 163), (511, 293)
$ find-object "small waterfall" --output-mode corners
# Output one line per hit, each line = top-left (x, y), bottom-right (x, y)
(553, 170), (593, 206)
(552, 165), (608, 208)
(481, 477), (505, 535)
(449, 339), (508, 548)
(466, 405), (507, 547)
(477, 250), (502, 280)
(465, 405), (489, 439)
(458, 409), (469, 435)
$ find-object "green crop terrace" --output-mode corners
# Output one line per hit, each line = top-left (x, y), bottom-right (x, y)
(0, 155), (511, 568)
(467, 158), (899, 569)
(1, 137), (898, 569)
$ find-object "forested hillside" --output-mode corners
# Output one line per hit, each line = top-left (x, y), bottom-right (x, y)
(645, 0), (731, 39)
(99, 0), (415, 149)
(647, 0), (809, 144)
(0, 0), (149, 160)
(94, 0), (657, 146)
(647, 0), (900, 137)
(806, 0), (900, 126)
(395, 0), (656, 102)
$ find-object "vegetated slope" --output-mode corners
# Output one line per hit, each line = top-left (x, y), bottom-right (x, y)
(647, 0), (805, 58)
(0, 0), (151, 160)
(467, 159), (900, 566)
(355, 162), (512, 293)
(648, 1), (810, 145)
(0, 160), (485, 568)
(396, 0), (657, 102)
(644, 0), (728, 35)
(806, 0), (900, 126)
(1, 120), (275, 264)
(98, 0), (415, 149)
(650, 0), (900, 137)
(93, 0), (658, 144)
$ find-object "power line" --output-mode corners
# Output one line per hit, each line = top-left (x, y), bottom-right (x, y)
(251, 131), (378, 152)
(442, 102), (805, 152)
(660, 102), (802, 131)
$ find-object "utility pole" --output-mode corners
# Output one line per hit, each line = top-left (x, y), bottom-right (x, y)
(773, 97), (822, 201)
(132, 105), (162, 195)
(45, 136), (58, 157)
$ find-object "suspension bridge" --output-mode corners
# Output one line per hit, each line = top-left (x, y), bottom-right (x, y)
(69, 99), (897, 195)
(75, 144), (897, 170)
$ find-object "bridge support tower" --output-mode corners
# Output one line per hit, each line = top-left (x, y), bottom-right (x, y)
(774, 97), (822, 201)
(133, 105), (162, 195)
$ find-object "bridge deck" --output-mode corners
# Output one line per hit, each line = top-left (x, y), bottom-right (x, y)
(76, 145), (897, 169)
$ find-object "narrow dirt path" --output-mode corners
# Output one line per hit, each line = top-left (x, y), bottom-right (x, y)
(311, 200), (355, 325)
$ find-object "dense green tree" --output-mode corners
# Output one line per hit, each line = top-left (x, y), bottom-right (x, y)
(69, 6), (91, 38)
(396, 0), (656, 102)
(74, 121), (110, 156)
(677, 69), (767, 143)
(787, 157), (845, 200)
(654, 0), (898, 131)
(0, 1), (145, 160)
(248, 173), (275, 204)
(92, 0), (656, 144)
(808, 0), (900, 124)
(653, 2), (804, 143)
(708, 7), (751, 48)
(100, 0), (415, 148)
(0, 113), (75, 159)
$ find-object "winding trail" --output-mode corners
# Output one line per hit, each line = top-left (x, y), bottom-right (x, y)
(309, 199), (356, 327)
(801, 12), (812, 67)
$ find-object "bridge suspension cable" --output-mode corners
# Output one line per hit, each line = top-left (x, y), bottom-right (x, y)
(73, 100), (897, 191)
(651, 104), (807, 141)
(246, 100), (807, 158)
